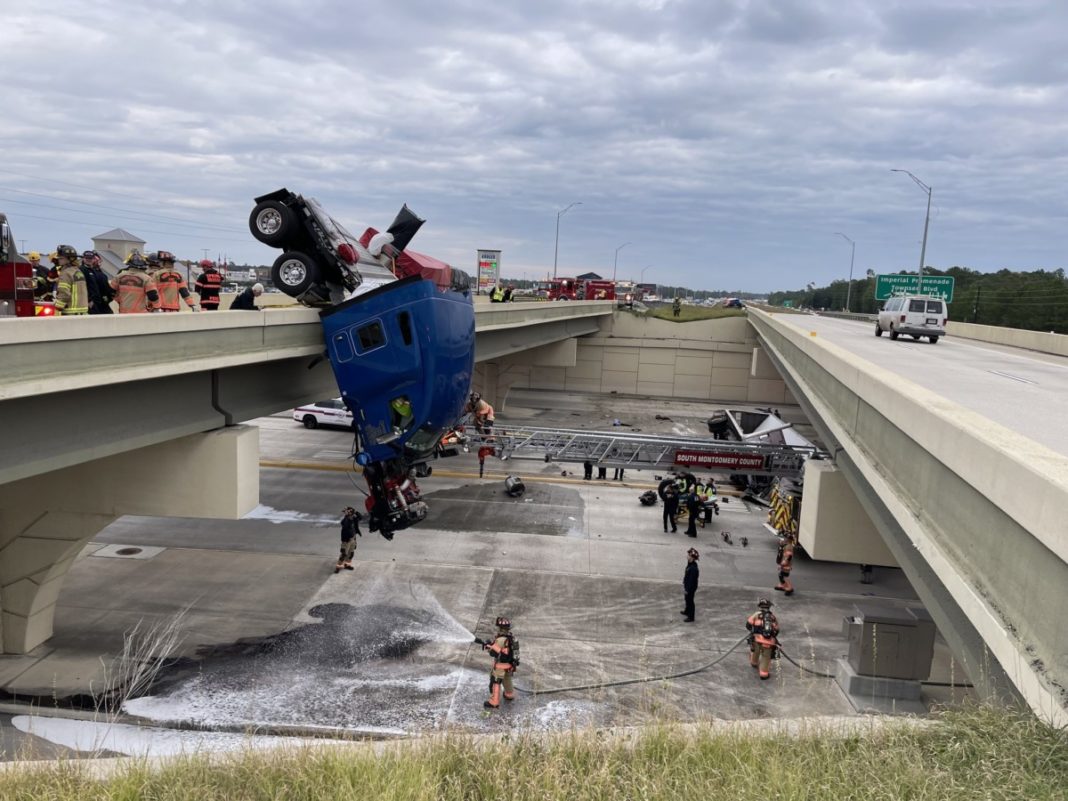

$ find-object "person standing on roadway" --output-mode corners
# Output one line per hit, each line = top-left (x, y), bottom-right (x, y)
(681, 547), (699, 622)
(775, 535), (795, 596)
(684, 488), (700, 537)
(746, 598), (780, 679)
(52, 245), (88, 315)
(151, 251), (198, 312)
(335, 506), (362, 573)
(110, 253), (160, 313)
(480, 616), (518, 709)
(663, 484), (679, 532)
(194, 259), (223, 310)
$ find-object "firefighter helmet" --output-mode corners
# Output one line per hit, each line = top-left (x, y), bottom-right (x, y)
(127, 253), (148, 269)
(145, 252), (161, 267)
(157, 250), (176, 263)
(198, 258), (216, 269)
(687, 548), (699, 560)
(470, 392), (481, 404)
(28, 251), (41, 262)
(55, 244), (78, 261)
(758, 598), (772, 609)
(495, 616), (511, 630)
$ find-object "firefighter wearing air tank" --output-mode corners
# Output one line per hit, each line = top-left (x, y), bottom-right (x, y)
(478, 616), (519, 709)
(776, 535), (795, 596)
(746, 598), (780, 679)
(53, 245), (88, 315)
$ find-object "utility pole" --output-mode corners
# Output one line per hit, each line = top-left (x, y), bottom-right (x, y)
(891, 169), (932, 296)
(972, 284), (981, 324)
(835, 233), (855, 311)
(553, 202), (581, 280)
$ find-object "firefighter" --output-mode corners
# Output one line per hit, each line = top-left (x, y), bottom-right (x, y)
(684, 488), (700, 538)
(672, 296), (682, 317)
(110, 253), (160, 313)
(480, 616), (518, 709)
(52, 245), (89, 315)
(150, 251), (198, 312)
(466, 392), (495, 436)
(335, 506), (362, 573)
(746, 598), (780, 679)
(26, 252), (50, 299)
(390, 395), (414, 433)
(775, 535), (795, 596)
(194, 258), (223, 310)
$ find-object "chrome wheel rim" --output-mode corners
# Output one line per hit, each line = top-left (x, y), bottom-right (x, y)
(279, 259), (307, 286)
(256, 208), (282, 235)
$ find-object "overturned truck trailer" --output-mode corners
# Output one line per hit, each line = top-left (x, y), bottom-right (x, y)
(250, 189), (475, 536)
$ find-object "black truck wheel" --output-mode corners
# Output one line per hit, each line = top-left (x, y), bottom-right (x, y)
(249, 200), (296, 246)
(271, 252), (320, 298)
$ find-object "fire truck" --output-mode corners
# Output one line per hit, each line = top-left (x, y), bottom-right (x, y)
(544, 277), (617, 301)
(0, 214), (52, 318)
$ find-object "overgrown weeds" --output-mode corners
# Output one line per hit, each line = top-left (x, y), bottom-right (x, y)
(0, 705), (1064, 800)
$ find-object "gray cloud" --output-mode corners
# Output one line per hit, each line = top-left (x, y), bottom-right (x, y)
(2, 0), (1065, 290)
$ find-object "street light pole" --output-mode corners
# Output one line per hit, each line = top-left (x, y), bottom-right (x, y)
(891, 169), (932, 296)
(613, 241), (631, 282)
(553, 201), (582, 280)
(834, 232), (855, 312)
(640, 264), (653, 283)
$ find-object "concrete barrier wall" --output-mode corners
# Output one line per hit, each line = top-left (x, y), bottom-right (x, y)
(482, 311), (793, 406)
(750, 308), (1068, 725)
(947, 321), (1068, 357)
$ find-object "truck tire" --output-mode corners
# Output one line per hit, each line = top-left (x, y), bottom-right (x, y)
(874, 323), (883, 337)
(889, 327), (899, 340)
(271, 252), (320, 298)
(249, 200), (296, 247)
(929, 336), (939, 344)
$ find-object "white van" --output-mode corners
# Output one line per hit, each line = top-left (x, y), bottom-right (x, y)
(876, 295), (947, 343)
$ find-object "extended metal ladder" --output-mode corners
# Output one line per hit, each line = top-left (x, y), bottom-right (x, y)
(488, 426), (815, 479)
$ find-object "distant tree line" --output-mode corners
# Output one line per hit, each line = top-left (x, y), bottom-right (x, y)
(768, 267), (1068, 334)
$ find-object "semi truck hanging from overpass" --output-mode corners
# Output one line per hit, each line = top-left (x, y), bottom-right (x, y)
(249, 189), (475, 537)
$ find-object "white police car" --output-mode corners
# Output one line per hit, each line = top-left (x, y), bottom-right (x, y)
(292, 399), (354, 429)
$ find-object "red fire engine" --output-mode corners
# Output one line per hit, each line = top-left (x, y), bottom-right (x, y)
(544, 277), (617, 301)
(0, 214), (56, 318)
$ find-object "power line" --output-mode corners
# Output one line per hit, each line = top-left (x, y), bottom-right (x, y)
(0, 186), (243, 233)
(8, 211), (251, 243)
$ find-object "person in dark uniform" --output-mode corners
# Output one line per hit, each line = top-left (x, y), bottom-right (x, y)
(685, 490), (700, 537)
(681, 547), (699, 622)
(583, 460), (593, 480)
(335, 506), (362, 573)
(663, 485), (679, 533)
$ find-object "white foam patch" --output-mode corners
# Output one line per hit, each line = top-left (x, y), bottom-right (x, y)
(11, 715), (344, 758)
(242, 504), (338, 526)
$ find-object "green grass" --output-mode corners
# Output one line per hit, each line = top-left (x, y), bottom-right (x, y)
(2, 706), (1065, 800)
(645, 305), (747, 322)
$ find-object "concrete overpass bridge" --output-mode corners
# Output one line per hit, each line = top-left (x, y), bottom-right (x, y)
(0, 300), (609, 654)
(748, 308), (1068, 726)
(3, 300), (1067, 727)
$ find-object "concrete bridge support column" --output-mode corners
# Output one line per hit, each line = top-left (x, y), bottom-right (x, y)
(0, 425), (258, 654)
(0, 510), (116, 654)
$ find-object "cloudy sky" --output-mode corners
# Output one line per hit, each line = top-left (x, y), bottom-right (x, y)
(4, 0), (1066, 291)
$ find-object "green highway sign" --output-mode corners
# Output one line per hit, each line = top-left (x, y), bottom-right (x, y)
(782, 300), (794, 307)
(875, 274), (955, 302)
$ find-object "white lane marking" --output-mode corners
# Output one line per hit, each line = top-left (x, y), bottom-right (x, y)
(986, 370), (1037, 385)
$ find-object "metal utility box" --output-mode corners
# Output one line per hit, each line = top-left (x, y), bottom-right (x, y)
(843, 604), (935, 681)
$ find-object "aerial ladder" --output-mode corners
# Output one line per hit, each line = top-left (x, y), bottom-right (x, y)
(481, 426), (816, 479)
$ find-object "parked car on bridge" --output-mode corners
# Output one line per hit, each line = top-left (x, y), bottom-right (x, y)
(293, 399), (354, 429)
